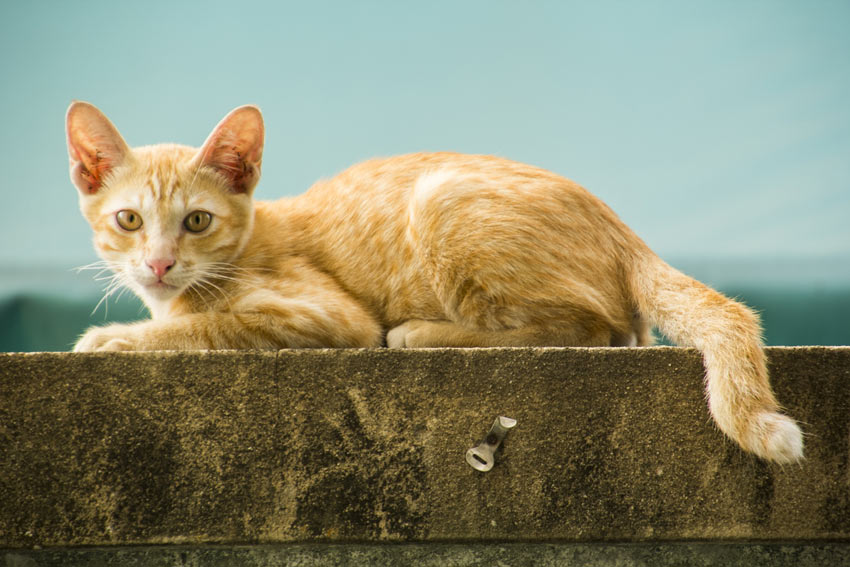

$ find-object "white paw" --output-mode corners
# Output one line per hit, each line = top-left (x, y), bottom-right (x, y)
(386, 320), (430, 348)
(74, 325), (138, 352)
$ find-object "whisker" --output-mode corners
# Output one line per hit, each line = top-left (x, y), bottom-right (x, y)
(203, 261), (277, 275)
(189, 276), (232, 310)
(205, 270), (268, 293)
(73, 260), (112, 274)
(184, 261), (271, 311)
(89, 266), (134, 319)
(92, 278), (120, 317)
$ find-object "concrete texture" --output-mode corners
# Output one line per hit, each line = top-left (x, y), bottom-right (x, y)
(1, 347), (849, 554)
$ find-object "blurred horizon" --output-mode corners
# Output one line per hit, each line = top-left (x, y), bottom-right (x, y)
(3, 255), (848, 351)
(4, 254), (850, 296)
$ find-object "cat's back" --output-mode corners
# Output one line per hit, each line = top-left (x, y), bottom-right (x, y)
(314, 151), (572, 197)
(288, 151), (635, 269)
(297, 151), (603, 221)
(308, 151), (628, 241)
(307, 152), (483, 203)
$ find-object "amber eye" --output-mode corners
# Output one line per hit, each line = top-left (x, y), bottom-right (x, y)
(115, 210), (142, 231)
(184, 210), (212, 233)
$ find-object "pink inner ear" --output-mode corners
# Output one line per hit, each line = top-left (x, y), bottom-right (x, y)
(69, 137), (120, 194)
(66, 103), (129, 194)
(70, 162), (99, 195)
(203, 141), (259, 194)
(198, 106), (264, 194)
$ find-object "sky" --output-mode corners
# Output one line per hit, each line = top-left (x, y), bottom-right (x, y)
(1, 1), (848, 284)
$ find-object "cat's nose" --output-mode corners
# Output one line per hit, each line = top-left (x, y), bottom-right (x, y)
(146, 258), (175, 279)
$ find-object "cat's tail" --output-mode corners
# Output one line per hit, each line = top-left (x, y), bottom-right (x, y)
(629, 252), (804, 464)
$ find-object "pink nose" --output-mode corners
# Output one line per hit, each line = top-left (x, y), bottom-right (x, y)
(146, 258), (175, 279)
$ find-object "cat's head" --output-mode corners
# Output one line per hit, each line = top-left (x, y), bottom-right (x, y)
(66, 102), (264, 311)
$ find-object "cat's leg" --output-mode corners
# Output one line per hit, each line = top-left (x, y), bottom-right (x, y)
(388, 259), (632, 348)
(404, 175), (639, 348)
(75, 257), (385, 352)
(75, 292), (382, 351)
(628, 312), (654, 346)
(386, 319), (614, 348)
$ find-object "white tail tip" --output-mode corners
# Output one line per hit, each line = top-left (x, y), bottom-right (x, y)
(752, 412), (805, 464)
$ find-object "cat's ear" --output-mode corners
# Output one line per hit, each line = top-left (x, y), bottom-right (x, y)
(193, 105), (264, 195)
(66, 101), (131, 195)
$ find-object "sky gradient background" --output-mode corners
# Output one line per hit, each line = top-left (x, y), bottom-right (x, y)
(1, 1), (848, 284)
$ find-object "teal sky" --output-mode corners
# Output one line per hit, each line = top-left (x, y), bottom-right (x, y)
(1, 1), (849, 275)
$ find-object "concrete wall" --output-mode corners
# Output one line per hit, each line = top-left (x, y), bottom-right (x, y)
(1, 347), (849, 564)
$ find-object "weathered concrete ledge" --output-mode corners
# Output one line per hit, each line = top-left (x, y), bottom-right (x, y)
(1, 347), (849, 553)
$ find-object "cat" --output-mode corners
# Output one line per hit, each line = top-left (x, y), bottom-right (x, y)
(66, 101), (803, 464)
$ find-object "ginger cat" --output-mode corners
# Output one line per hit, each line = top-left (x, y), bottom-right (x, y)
(66, 101), (803, 464)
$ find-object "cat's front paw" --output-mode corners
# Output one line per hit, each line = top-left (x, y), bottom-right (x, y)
(74, 324), (138, 352)
(387, 319), (432, 348)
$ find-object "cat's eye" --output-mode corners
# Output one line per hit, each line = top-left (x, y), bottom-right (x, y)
(184, 210), (212, 233)
(115, 210), (142, 231)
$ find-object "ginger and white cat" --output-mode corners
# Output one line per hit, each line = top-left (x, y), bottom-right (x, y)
(66, 101), (803, 464)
